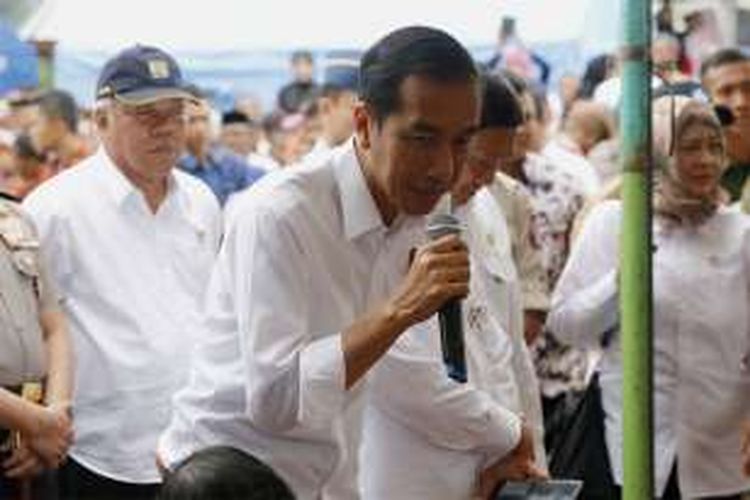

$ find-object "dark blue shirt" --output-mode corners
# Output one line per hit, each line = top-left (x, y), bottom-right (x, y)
(177, 145), (265, 206)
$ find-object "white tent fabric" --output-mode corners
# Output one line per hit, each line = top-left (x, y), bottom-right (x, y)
(17, 0), (621, 110)
(20, 0), (598, 52)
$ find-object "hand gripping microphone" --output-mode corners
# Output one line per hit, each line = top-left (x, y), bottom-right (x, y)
(426, 211), (468, 383)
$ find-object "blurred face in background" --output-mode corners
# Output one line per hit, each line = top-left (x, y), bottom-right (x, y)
(292, 57), (315, 83)
(453, 127), (515, 206)
(703, 61), (750, 162)
(319, 90), (357, 147)
(652, 37), (680, 79)
(0, 148), (22, 197)
(268, 114), (309, 167)
(29, 111), (63, 153)
(220, 122), (259, 156)
(7, 102), (38, 134)
(185, 100), (213, 156)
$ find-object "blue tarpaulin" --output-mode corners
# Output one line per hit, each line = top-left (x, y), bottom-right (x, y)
(54, 40), (583, 112)
(0, 21), (38, 93)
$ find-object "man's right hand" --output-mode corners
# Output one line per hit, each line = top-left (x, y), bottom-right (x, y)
(477, 423), (548, 499)
(24, 404), (73, 468)
(388, 234), (470, 326)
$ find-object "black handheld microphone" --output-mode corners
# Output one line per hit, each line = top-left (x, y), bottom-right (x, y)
(426, 211), (467, 384)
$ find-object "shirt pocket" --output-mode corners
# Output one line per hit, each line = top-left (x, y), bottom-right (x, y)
(167, 221), (214, 298)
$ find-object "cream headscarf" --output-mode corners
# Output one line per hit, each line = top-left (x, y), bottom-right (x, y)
(652, 98), (726, 226)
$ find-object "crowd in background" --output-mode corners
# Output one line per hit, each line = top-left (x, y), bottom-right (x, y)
(1, 6), (750, 500)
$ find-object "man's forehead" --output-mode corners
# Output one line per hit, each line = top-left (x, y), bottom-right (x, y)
(706, 61), (750, 86)
(396, 76), (478, 119)
(119, 97), (186, 111)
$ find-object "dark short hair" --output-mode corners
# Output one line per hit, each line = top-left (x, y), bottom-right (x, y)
(13, 134), (44, 163)
(700, 48), (750, 81)
(479, 72), (523, 129)
(222, 109), (255, 126)
(359, 26), (478, 124)
(291, 50), (313, 65)
(38, 89), (78, 133)
(159, 447), (295, 500)
(579, 53), (614, 99)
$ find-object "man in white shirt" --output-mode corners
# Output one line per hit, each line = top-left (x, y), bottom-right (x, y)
(361, 72), (547, 500)
(23, 45), (221, 499)
(159, 26), (480, 499)
(304, 50), (360, 165)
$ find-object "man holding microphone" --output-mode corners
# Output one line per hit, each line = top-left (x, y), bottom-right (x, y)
(159, 25), (480, 499)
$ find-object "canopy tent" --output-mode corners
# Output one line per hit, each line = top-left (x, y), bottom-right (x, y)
(18, 0), (621, 109)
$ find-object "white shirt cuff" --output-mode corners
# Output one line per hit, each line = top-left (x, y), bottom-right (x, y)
(297, 334), (347, 431)
(483, 404), (523, 458)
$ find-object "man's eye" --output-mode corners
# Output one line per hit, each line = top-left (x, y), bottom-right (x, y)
(407, 134), (433, 144)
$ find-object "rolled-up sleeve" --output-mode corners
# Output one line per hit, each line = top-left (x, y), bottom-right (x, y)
(228, 205), (346, 435)
(370, 318), (522, 458)
(546, 201), (621, 347)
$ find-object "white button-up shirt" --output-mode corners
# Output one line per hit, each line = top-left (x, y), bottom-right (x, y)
(23, 148), (221, 483)
(548, 200), (750, 498)
(361, 188), (546, 500)
(159, 141), (425, 499)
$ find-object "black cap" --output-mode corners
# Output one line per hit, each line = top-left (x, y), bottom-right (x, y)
(96, 45), (194, 105)
(222, 109), (256, 126)
(322, 50), (361, 91)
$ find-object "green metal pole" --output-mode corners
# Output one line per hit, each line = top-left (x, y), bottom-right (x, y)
(619, 0), (653, 497)
(33, 40), (56, 90)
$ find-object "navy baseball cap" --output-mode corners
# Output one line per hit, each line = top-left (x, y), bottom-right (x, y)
(322, 50), (361, 91)
(96, 45), (195, 105)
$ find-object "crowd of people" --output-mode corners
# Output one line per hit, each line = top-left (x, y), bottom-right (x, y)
(1, 11), (750, 500)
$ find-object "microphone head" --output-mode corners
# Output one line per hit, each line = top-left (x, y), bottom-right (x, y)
(426, 212), (462, 240)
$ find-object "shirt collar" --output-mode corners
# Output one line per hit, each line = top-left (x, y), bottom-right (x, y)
(332, 140), (386, 241)
(95, 146), (186, 213)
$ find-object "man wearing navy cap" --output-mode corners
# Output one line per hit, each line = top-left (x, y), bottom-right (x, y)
(23, 45), (221, 499)
(304, 51), (360, 164)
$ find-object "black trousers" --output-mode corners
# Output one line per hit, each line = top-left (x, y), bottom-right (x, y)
(0, 471), (58, 500)
(613, 465), (743, 500)
(58, 458), (159, 500)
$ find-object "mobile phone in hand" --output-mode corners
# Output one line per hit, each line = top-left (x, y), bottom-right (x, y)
(495, 479), (583, 499)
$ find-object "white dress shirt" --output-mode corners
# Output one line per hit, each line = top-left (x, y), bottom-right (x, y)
(23, 148), (221, 483)
(361, 188), (546, 500)
(159, 141), (425, 500)
(302, 138), (333, 166)
(547, 200), (750, 498)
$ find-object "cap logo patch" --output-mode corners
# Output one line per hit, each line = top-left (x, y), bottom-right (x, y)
(147, 59), (170, 79)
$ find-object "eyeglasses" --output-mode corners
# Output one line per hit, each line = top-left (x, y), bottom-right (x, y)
(116, 101), (187, 126)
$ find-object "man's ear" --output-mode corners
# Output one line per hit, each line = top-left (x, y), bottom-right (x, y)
(353, 101), (372, 150)
(93, 106), (109, 132)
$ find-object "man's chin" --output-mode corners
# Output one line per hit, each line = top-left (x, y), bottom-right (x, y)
(404, 194), (445, 216)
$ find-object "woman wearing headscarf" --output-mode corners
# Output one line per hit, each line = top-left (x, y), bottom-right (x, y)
(547, 100), (750, 499)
